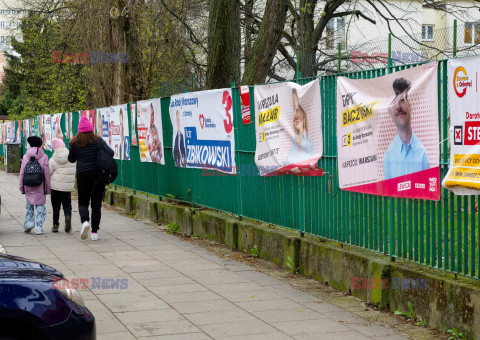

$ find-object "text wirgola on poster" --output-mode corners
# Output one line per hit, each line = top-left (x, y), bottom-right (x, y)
(443, 56), (480, 195)
(137, 98), (164, 164)
(254, 79), (323, 176)
(337, 63), (440, 200)
(169, 88), (236, 174)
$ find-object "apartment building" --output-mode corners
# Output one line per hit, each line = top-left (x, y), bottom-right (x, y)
(0, 0), (23, 81)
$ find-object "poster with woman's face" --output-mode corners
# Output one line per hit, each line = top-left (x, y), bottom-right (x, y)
(53, 113), (63, 140)
(110, 104), (130, 160)
(43, 115), (52, 150)
(254, 79), (324, 176)
(137, 99), (164, 164)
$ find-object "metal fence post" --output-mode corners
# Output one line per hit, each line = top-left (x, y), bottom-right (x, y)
(387, 33), (392, 70)
(338, 43), (341, 73)
(453, 19), (457, 58)
(232, 82), (243, 221)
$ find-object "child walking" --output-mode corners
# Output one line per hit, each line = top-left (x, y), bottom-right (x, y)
(49, 138), (76, 232)
(19, 136), (51, 234)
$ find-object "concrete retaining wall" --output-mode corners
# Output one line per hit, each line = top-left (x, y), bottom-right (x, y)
(105, 188), (480, 338)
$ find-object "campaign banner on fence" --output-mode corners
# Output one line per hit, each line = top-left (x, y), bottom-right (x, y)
(254, 79), (323, 176)
(52, 113), (63, 140)
(81, 109), (95, 129)
(110, 104), (130, 160)
(240, 86), (251, 124)
(137, 99), (164, 164)
(130, 103), (137, 146)
(43, 115), (53, 150)
(97, 107), (110, 144)
(31, 118), (37, 138)
(169, 88), (236, 174)
(23, 119), (29, 142)
(68, 112), (73, 138)
(15, 121), (21, 143)
(443, 56), (480, 194)
(337, 62), (440, 200)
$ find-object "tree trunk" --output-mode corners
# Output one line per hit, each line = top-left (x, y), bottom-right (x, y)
(298, 0), (318, 77)
(206, 0), (240, 89)
(241, 0), (288, 85)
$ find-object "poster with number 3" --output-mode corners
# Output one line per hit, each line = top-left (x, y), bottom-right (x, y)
(169, 88), (236, 174)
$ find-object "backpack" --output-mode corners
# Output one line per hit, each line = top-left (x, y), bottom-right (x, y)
(96, 141), (118, 184)
(23, 155), (45, 187)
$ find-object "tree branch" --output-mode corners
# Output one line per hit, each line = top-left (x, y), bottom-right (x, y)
(330, 10), (376, 25)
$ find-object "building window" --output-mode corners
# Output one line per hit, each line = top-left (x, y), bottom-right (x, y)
(5, 10), (10, 15)
(325, 17), (346, 50)
(422, 25), (434, 41)
(0, 10), (4, 15)
(465, 22), (480, 44)
(0, 22), (4, 28)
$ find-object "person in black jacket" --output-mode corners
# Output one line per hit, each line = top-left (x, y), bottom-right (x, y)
(68, 116), (114, 241)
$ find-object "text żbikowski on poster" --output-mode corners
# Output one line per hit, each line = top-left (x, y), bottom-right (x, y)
(443, 56), (480, 194)
(337, 63), (440, 200)
(169, 88), (236, 174)
(137, 98), (164, 164)
(254, 79), (324, 176)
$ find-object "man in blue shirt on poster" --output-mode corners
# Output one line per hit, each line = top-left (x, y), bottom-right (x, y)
(383, 78), (429, 180)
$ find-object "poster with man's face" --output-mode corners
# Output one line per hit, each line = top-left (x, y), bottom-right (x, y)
(337, 62), (439, 200)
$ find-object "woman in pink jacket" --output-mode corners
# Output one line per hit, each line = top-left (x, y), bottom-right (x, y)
(19, 136), (51, 234)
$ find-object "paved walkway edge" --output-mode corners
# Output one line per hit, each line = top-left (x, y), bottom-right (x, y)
(105, 187), (479, 338)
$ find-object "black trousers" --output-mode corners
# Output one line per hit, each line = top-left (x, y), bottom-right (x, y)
(51, 190), (72, 226)
(76, 171), (105, 233)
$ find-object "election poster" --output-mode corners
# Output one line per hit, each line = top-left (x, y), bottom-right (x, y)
(130, 103), (137, 146)
(52, 113), (63, 140)
(240, 86), (251, 124)
(137, 98), (164, 164)
(23, 119), (29, 142)
(64, 113), (70, 139)
(69, 112), (73, 138)
(81, 109), (95, 129)
(337, 63), (440, 200)
(43, 115), (52, 150)
(0, 123), (3, 143)
(97, 107), (110, 144)
(169, 88), (236, 174)
(30, 118), (37, 138)
(443, 56), (480, 194)
(254, 79), (323, 176)
(110, 104), (130, 160)
(15, 121), (21, 143)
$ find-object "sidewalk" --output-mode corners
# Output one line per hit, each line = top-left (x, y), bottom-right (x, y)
(0, 170), (414, 339)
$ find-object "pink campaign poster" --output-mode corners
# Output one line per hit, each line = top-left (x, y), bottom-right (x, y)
(336, 63), (440, 200)
(81, 109), (95, 128)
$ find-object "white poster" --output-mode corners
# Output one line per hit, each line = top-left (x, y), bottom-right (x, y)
(43, 115), (52, 150)
(254, 79), (323, 176)
(337, 63), (440, 200)
(52, 113), (63, 140)
(110, 104), (130, 160)
(169, 88), (236, 174)
(443, 56), (480, 194)
(23, 119), (29, 142)
(137, 98), (164, 164)
(97, 107), (110, 144)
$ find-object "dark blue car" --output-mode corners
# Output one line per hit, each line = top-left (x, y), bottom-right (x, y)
(0, 254), (95, 340)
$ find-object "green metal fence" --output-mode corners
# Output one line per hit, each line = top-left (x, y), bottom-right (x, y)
(6, 58), (479, 280)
